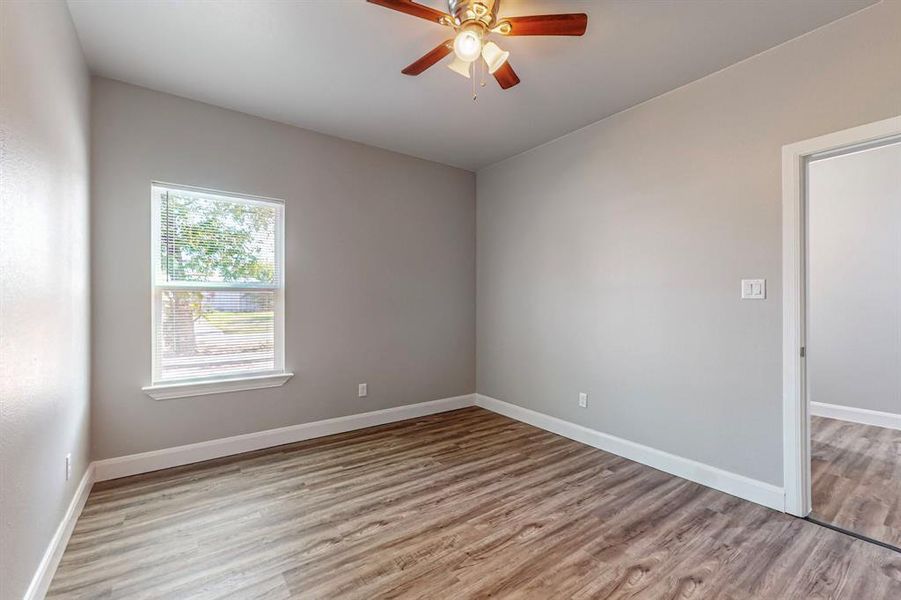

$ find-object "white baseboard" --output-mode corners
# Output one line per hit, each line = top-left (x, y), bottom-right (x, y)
(24, 463), (95, 600)
(28, 395), (474, 598)
(475, 394), (785, 512)
(811, 401), (901, 431)
(93, 394), (475, 482)
(33, 391), (787, 599)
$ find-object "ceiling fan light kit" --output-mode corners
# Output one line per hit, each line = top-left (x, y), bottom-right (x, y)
(368, 0), (588, 96)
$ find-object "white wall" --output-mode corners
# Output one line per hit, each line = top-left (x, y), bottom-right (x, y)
(476, 0), (901, 486)
(90, 78), (476, 460)
(808, 142), (901, 416)
(0, 1), (92, 598)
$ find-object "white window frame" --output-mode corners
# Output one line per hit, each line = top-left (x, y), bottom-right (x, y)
(142, 182), (292, 400)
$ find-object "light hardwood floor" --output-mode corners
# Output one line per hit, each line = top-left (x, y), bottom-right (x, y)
(49, 408), (901, 599)
(811, 415), (901, 548)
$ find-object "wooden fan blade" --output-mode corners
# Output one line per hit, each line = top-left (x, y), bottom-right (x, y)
(367, 0), (452, 25)
(402, 40), (453, 75)
(493, 61), (520, 90)
(501, 13), (588, 36)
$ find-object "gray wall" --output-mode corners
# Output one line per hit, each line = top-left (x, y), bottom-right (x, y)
(91, 78), (475, 460)
(476, 0), (901, 486)
(0, 1), (91, 598)
(808, 142), (901, 415)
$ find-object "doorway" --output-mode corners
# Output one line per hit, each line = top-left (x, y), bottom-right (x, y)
(807, 139), (901, 548)
(782, 116), (901, 549)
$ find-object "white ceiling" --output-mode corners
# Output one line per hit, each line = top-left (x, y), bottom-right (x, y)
(67, 0), (876, 170)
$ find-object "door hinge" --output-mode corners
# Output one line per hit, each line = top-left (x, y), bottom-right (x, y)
(800, 346), (806, 358)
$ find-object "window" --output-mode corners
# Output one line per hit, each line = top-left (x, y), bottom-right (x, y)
(144, 183), (291, 399)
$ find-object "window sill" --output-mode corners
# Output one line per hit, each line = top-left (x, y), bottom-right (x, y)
(142, 372), (294, 400)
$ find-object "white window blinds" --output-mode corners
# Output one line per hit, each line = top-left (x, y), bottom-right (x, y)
(151, 184), (285, 384)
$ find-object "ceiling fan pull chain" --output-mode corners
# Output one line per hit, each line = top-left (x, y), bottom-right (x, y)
(472, 61), (477, 101)
(480, 57), (486, 88)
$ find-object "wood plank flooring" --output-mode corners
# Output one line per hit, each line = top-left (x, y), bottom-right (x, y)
(811, 415), (901, 548)
(48, 408), (901, 599)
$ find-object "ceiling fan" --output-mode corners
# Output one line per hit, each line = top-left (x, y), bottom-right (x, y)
(367, 0), (588, 91)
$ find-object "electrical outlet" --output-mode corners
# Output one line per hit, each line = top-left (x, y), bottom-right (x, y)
(578, 392), (588, 408)
(65, 453), (71, 481)
(358, 383), (368, 398)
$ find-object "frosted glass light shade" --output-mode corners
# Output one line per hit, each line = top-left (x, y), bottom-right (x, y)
(481, 41), (509, 74)
(447, 56), (472, 79)
(453, 29), (482, 62)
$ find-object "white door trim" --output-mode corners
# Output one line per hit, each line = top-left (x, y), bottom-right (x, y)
(781, 115), (901, 517)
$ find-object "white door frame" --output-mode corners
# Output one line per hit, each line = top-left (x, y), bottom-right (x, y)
(781, 115), (901, 517)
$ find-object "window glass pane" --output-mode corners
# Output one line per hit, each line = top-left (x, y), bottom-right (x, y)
(158, 290), (275, 381)
(159, 189), (279, 285)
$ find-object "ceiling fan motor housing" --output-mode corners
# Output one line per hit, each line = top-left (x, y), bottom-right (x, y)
(448, 0), (499, 29)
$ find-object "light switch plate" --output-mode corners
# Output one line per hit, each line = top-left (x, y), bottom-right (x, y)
(741, 279), (766, 300)
(358, 383), (367, 397)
